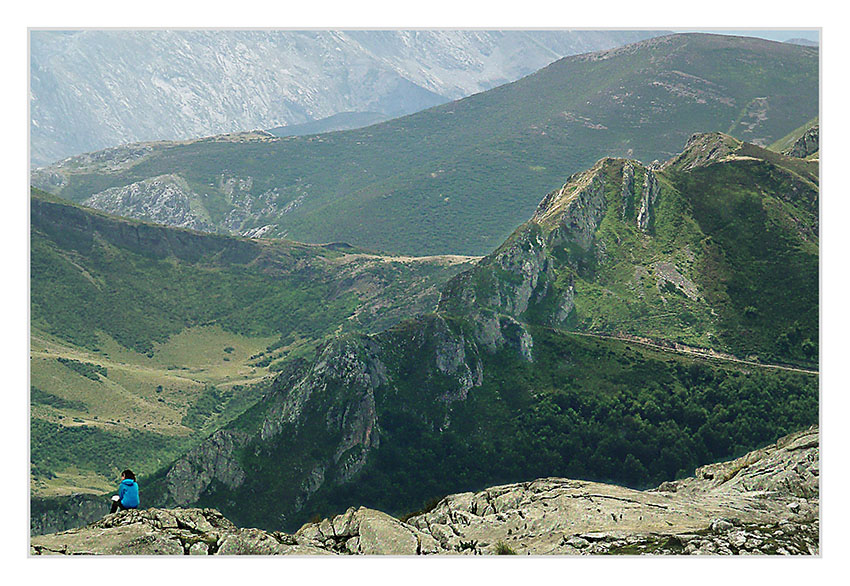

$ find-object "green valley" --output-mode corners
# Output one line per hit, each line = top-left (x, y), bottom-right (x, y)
(30, 189), (477, 495)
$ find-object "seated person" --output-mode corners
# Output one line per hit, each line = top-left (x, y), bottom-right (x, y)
(110, 469), (139, 514)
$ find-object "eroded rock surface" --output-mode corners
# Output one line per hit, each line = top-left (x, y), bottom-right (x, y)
(32, 427), (818, 555)
(405, 426), (818, 555)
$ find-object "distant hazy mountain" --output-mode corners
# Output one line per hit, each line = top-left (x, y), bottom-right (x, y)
(266, 112), (391, 138)
(784, 38), (819, 47)
(30, 30), (665, 166)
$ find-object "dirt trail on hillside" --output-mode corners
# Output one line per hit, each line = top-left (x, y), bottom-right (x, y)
(567, 330), (818, 375)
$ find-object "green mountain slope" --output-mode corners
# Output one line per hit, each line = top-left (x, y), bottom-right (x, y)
(769, 116), (819, 157)
(33, 34), (818, 256)
(145, 135), (818, 531)
(267, 112), (392, 137)
(31, 189), (476, 495)
(440, 132), (818, 366)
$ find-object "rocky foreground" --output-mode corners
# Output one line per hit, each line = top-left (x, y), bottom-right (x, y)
(31, 427), (818, 555)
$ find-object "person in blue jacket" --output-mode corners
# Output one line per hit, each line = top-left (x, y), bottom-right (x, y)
(110, 469), (139, 514)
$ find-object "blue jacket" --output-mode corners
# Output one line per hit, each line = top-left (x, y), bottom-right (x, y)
(118, 478), (139, 508)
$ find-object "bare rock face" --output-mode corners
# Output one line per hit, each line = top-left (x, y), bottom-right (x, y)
(84, 174), (216, 233)
(405, 426), (819, 555)
(295, 507), (440, 555)
(31, 508), (332, 556)
(31, 427), (818, 555)
(165, 430), (249, 507)
(636, 168), (659, 232)
(662, 132), (742, 171)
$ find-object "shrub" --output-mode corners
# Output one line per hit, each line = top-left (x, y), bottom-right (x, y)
(494, 541), (517, 555)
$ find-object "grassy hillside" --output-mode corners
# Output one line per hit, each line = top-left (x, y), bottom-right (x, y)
(31, 189), (476, 494)
(768, 116), (819, 154)
(33, 34), (818, 256)
(267, 111), (391, 137)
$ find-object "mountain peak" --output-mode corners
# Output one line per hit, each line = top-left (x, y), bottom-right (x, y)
(662, 132), (743, 171)
(531, 158), (613, 230)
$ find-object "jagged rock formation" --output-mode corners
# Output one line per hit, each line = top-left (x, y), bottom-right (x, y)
(31, 508), (332, 555)
(783, 125), (819, 159)
(31, 427), (819, 555)
(165, 431), (250, 507)
(83, 174), (216, 233)
(159, 313), (499, 526)
(661, 132), (743, 171)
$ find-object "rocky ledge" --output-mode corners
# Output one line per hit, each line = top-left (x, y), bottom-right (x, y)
(31, 427), (818, 555)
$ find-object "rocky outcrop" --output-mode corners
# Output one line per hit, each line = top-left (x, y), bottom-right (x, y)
(533, 165), (607, 248)
(84, 174), (216, 233)
(405, 426), (818, 555)
(636, 168), (659, 232)
(259, 337), (384, 444)
(31, 427), (819, 555)
(30, 508), (332, 556)
(295, 507), (440, 555)
(662, 132), (742, 171)
(439, 161), (614, 333)
(438, 166), (613, 335)
(166, 430), (250, 506)
(783, 125), (819, 159)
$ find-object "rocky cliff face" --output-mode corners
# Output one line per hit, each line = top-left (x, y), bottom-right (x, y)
(31, 426), (819, 555)
(31, 493), (110, 537)
(83, 174), (217, 233)
(439, 157), (656, 330)
(158, 314), (491, 526)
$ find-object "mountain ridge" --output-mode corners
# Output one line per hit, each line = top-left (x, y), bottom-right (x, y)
(32, 33), (819, 256)
(438, 131), (817, 365)
(31, 30), (665, 166)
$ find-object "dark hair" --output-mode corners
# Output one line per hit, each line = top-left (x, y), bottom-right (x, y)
(122, 469), (136, 481)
